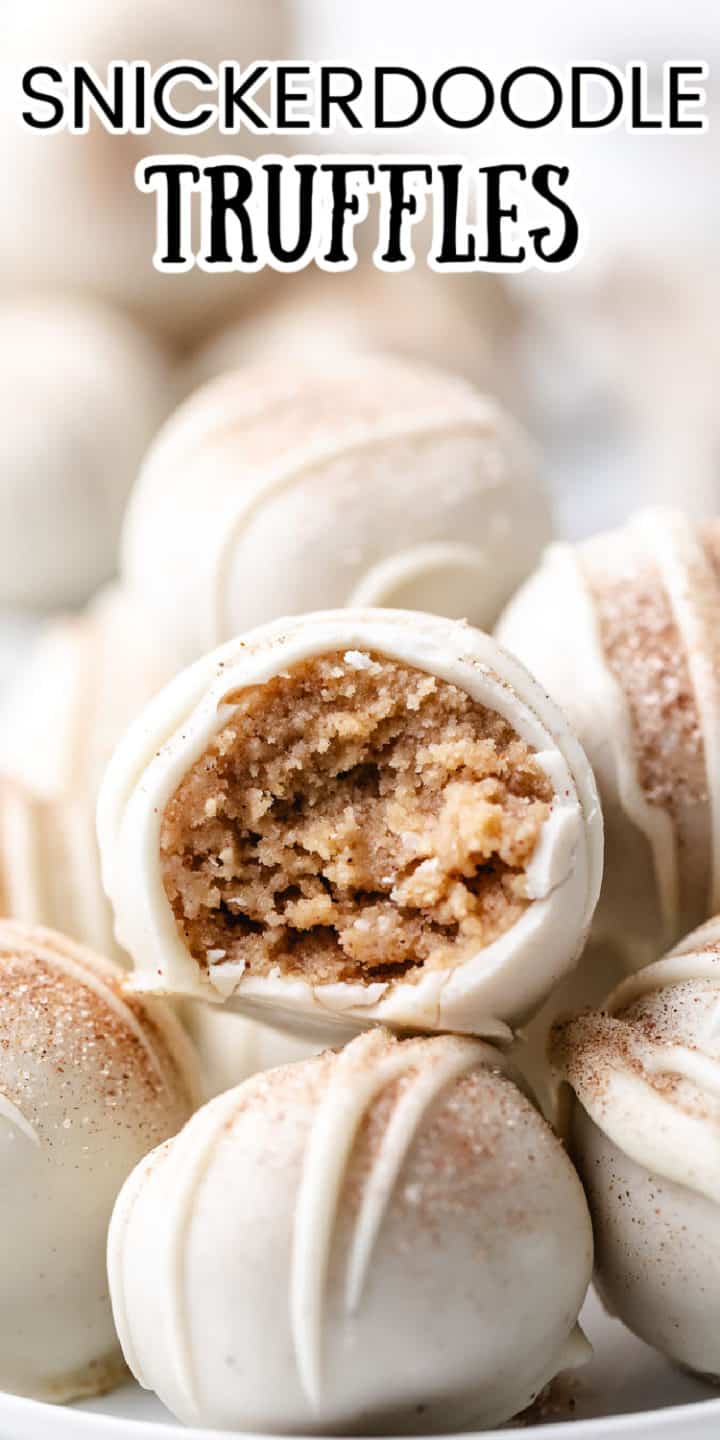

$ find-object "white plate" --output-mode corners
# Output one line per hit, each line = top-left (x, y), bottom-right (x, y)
(0, 1293), (718, 1439)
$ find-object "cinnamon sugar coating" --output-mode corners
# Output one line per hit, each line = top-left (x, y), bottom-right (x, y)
(160, 651), (552, 987)
(0, 922), (198, 1404)
(580, 549), (707, 817)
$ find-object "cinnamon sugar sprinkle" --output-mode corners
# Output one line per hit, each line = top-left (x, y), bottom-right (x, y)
(581, 548), (707, 818)
(0, 942), (192, 1141)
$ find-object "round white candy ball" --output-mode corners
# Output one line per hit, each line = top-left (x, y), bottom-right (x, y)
(123, 355), (550, 664)
(109, 1029), (592, 1432)
(189, 267), (520, 407)
(0, 921), (199, 1401)
(554, 931), (720, 1377)
(0, 300), (173, 608)
(1, 1), (287, 340)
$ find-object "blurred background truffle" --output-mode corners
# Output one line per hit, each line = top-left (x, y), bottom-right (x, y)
(0, 298), (172, 610)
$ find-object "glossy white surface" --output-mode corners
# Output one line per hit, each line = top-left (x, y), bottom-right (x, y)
(0, 1292), (718, 1437)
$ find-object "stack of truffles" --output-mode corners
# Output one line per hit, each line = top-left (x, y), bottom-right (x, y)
(3, 348), (720, 1434)
(102, 603), (605, 1433)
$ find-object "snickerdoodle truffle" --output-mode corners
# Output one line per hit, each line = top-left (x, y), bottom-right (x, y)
(189, 267), (520, 407)
(0, 587), (172, 959)
(0, 921), (199, 1402)
(98, 609), (602, 1041)
(121, 355), (550, 665)
(0, 777), (120, 962)
(108, 1029), (593, 1433)
(553, 923), (720, 1378)
(498, 507), (720, 968)
(0, 586), (171, 802)
(0, 301), (172, 608)
(1, 1), (287, 340)
(184, 1002), (319, 1099)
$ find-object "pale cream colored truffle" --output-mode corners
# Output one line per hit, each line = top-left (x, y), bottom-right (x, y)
(189, 266), (521, 407)
(0, 585), (171, 802)
(498, 507), (720, 968)
(0, 301), (173, 608)
(0, 777), (120, 963)
(98, 608), (602, 1041)
(514, 938), (629, 1119)
(109, 1029), (593, 1433)
(553, 921), (720, 1379)
(123, 353), (550, 665)
(1, 1), (287, 340)
(0, 587), (171, 962)
(0, 920), (199, 1402)
(184, 1002), (320, 1099)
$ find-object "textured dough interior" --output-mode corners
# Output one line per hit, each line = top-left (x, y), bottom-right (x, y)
(160, 651), (553, 986)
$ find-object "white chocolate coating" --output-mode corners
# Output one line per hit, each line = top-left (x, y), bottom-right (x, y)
(498, 507), (720, 967)
(189, 267), (520, 407)
(0, 299), (173, 608)
(122, 355), (550, 665)
(98, 608), (603, 1040)
(109, 1029), (593, 1432)
(0, 587), (173, 963)
(514, 938), (629, 1120)
(0, 586), (172, 802)
(182, 1002), (319, 1100)
(0, 921), (199, 1402)
(553, 922), (720, 1376)
(1, 3), (286, 340)
(0, 778), (120, 963)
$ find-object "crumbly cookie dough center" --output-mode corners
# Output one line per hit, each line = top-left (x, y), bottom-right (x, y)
(160, 651), (552, 986)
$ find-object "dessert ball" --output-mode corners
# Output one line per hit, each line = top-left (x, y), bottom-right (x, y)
(109, 1029), (593, 1433)
(0, 920), (199, 1402)
(0, 586), (172, 963)
(514, 938), (629, 1119)
(0, 300), (172, 609)
(122, 355), (550, 665)
(0, 777), (120, 963)
(185, 1002), (320, 1100)
(98, 608), (603, 1040)
(553, 925), (720, 1378)
(0, 585), (172, 801)
(189, 267), (520, 408)
(498, 507), (720, 968)
(1, 1), (287, 340)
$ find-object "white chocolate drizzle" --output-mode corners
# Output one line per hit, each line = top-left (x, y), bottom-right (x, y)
(290, 1032), (493, 1408)
(161, 1087), (248, 1421)
(562, 951), (720, 1207)
(344, 1037), (490, 1314)
(346, 541), (490, 609)
(110, 1085), (250, 1419)
(215, 407), (501, 643)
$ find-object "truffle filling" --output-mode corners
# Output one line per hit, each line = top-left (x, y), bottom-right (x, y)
(160, 651), (552, 986)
